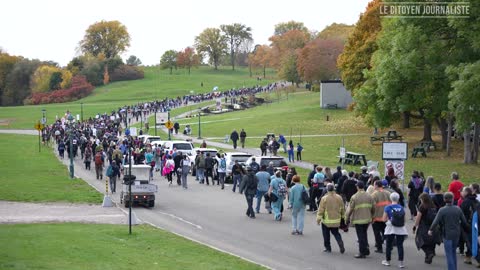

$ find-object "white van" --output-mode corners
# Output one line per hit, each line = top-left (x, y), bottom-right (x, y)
(138, 135), (162, 145)
(162, 140), (195, 156)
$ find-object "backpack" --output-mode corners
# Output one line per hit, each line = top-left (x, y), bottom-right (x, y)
(390, 206), (405, 227)
(277, 181), (287, 197)
(220, 158), (226, 170)
(94, 153), (103, 165)
(106, 165), (113, 177)
(301, 186), (310, 204)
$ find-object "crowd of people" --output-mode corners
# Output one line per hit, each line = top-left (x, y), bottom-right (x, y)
(41, 81), (480, 270)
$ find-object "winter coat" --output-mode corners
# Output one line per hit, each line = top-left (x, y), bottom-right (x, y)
(317, 191), (345, 228)
(346, 190), (375, 225)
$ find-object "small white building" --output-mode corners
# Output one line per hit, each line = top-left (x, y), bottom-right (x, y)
(319, 80), (353, 109)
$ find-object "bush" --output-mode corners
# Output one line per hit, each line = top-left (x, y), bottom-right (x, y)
(110, 65), (144, 82)
(25, 75), (94, 105)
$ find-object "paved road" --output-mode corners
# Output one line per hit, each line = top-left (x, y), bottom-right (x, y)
(52, 143), (471, 270)
(0, 129), (38, 135)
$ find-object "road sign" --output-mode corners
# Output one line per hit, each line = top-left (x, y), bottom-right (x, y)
(34, 122), (44, 131)
(385, 160), (405, 180)
(156, 112), (169, 124)
(165, 120), (174, 129)
(339, 147), (346, 158)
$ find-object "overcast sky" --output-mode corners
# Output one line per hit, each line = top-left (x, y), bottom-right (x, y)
(0, 0), (371, 66)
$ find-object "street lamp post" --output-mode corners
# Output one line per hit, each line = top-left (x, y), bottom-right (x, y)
(80, 103), (84, 122)
(198, 107), (201, 139)
(167, 108), (171, 141)
(154, 108), (157, 136)
(67, 114), (74, 179)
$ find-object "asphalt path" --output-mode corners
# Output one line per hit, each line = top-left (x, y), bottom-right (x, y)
(53, 145), (471, 270)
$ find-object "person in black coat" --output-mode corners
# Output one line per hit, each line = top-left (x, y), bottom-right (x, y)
(240, 166), (259, 219)
(341, 172), (358, 202)
(173, 153), (183, 185)
(230, 130), (239, 149)
(332, 166), (342, 185)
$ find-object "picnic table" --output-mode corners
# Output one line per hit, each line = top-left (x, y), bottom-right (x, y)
(386, 130), (403, 142)
(370, 135), (385, 144)
(412, 146), (427, 158)
(338, 151), (367, 166)
(420, 141), (437, 151)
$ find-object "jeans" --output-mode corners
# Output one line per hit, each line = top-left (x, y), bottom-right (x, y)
(444, 239), (458, 270)
(355, 224), (370, 255)
(232, 174), (242, 192)
(385, 234), (405, 262)
(271, 196), (284, 220)
(282, 143), (287, 153)
(372, 221), (386, 250)
(255, 190), (267, 212)
(288, 151), (294, 162)
(297, 151), (302, 161)
(245, 194), (255, 218)
(321, 224), (344, 251)
(181, 166), (189, 188)
(291, 207), (305, 232)
(218, 172), (226, 188)
(109, 175), (117, 193)
(205, 168), (212, 185)
(197, 168), (205, 182)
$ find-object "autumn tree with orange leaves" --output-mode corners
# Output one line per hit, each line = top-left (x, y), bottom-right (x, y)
(177, 47), (201, 75)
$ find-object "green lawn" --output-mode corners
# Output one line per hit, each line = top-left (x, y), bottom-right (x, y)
(161, 91), (480, 187)
(0, 223), (266, 270)
(0, 134), (102, 203)
(0, 66), (276, 129)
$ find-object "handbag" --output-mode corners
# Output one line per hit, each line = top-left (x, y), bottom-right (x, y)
(269, 192), (278, 202)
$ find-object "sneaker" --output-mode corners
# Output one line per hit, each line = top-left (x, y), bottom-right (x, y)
(398, 261), (405, 268)
(291, 231), (298, 235)
(297, 231), (303, 235)
(381, 260), (391, 266)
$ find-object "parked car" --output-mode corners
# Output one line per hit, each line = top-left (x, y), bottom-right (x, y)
(162, 140), (196, 156)
(245, 156), (288, 170)
(224, 152), (252, 182)
(150, 140), (165, 150)
(137, 135), (162, 145)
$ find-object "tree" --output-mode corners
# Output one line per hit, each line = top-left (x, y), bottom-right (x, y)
(160, 50), (177, 74)
(60, 70), (72, 89)
(31, 65), (62, 93)
(274, 21), (309, 36)
(220, 23), (252, 70)
(2, 59), (41, 105)
(337, 0), (381, 95)
(176, 47), (200, 75)
(297, 38), (344, 82)
(0, 52), (21, 105)
(195, 28), (227, 70)
(79, 20), (131, 59)
(250, 45), (272, 78)
(279, 52), (301, 86)
(317, 23), (355, 42)
(126, 55), (142, 66)
(49, 71), (63, 91)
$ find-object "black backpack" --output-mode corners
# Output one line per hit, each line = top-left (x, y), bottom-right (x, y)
(301, 186), (310, 204)
(391, 206), (405, 227)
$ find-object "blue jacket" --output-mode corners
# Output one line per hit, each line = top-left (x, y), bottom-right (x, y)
(256, 171), (270, 192)
(289, 183), (306, 209)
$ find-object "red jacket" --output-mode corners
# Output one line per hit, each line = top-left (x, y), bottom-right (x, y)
(448, 180), (464, 202)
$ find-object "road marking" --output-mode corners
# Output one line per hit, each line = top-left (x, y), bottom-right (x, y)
(143, 221), (273, 270)
(156, 211), (203, 230)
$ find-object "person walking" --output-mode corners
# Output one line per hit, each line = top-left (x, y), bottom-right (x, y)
(195, 152), (206, 184)
(268, 170), (288, 221)
(346, 181), (374, 258)
(307, 164), (318, 211)
(317, 183), (346, 254)
(341, 171), (358, 203)
(94, 150), (104, 180)
(371, 180), (392, 254)
(204, 153), (214, 185)
(249, 157), (260, 174)
(230, 129), (239, 149)
(289, 175), (307, 235)
(84, 143), (92, 170)
(279, 134), (287, 153)
(180, 155), (190, 189)
(260, 139), (268, 156)
(239, 166), (258, 219)
(240, 129), (247, 148)
(381, 192), (408, 268)
(460, 187), (478, 264)
(107, 160), (121, 193)
(408, 171), (424, 220)
(217, 154), (227, 189)
(256, 165), (271, 214)
(414, 193), (441, 264)
(231, 160), (244, 193)
(448, 172), (464, 205)
(429, 192), (468, 270)
(163, 155), (175, 185)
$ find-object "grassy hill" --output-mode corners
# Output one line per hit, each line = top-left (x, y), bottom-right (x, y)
(0, 66), (276, 129)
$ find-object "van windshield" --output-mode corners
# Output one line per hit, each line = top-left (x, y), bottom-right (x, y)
(231, 155), (251, 162)
(260, 159), (286, 167)
(173, 143), (193, 150)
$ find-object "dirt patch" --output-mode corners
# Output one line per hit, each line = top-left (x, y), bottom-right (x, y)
(0, 201), (128, 224)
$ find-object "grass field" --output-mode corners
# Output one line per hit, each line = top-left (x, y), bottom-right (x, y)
(0, 134), (102, 203)
(0, 223), (266, 270)
(162, 91), (480, 186)
(0, 66), (276, 129)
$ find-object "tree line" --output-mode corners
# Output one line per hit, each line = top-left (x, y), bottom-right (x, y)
(0, 20), (144, 106)
(337, 0), (480, 164)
